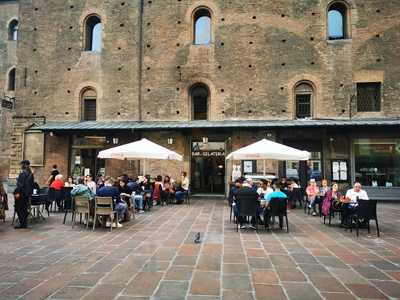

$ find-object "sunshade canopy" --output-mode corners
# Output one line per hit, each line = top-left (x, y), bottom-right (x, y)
(98, 138), (183, 161)
(226, 139), (311, 161)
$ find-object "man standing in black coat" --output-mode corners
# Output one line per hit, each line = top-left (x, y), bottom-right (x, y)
(14, 160), (34, 229)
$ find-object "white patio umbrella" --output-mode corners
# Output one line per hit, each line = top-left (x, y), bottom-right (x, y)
(226, 139), (311, 175)
(98, 138), (183, 175)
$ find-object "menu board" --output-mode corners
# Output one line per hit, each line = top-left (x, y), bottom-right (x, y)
(331, 160), (348, 182)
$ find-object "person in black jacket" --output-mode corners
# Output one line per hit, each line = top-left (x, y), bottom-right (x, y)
(234, 180), (261, 229)
(14, 160), (35, 229)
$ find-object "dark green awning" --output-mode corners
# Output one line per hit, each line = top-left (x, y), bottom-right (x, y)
(35, 118), (400, 132)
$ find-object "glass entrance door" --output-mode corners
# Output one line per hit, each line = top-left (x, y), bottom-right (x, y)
(70, 148), (105, 180)
(191, 141), (225, 194)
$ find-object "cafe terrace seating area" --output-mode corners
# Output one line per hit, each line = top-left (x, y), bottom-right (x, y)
(1, 197), (400, 300)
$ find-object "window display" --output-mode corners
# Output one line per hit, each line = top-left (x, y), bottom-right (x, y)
(354, 139), (400, 187)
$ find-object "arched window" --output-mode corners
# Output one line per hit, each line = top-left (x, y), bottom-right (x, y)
(295, 82), (314, 119)
(8, 19), (18, 41)
(193, 8), (212, 45)
(191, 83), (209, 120)
(84, 15), (102, 52)
(7, 68), (16, 91)
(328, 2), (349, 40)
(81, 88), (97, 121)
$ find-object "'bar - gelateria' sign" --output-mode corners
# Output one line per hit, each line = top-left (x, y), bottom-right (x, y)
(192, 150), (225, 157)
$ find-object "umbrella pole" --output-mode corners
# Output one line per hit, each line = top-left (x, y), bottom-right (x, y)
(143, 159), (146, 176)
(263, 159), (266, 176)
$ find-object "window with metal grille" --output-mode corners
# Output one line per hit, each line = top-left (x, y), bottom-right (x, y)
(295, 82), (313, 119)
(296, 95), (311, 118)
(83, 99), (96, 121)
(81, 88), (97, 121)
(191, 84), (209, 120)
(357, 82), (381, 112)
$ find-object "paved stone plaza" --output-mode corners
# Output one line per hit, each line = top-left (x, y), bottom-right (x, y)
(0, 199), (400, 300)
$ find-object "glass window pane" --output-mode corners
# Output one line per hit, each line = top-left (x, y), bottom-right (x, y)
(195, 16), (211, 45)
(328, 10), (344, 39)
(92, 23), (102, 52)
(354, 139), (400, 187)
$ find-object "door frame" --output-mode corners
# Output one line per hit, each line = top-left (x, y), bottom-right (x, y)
(189, 136), (226, 194)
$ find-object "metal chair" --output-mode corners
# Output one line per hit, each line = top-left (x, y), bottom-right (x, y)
(349, 200), (380, 237)
(63, 187), (74, 224)
(72, 196), (90, 229)
(236, 191), (259, 232)
(265, 197), (289, 232)
(93, 196), (118, 232)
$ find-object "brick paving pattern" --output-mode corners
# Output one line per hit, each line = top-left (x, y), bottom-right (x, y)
(0, 199), (400, 300)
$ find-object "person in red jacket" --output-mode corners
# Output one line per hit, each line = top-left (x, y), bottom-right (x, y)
(50, 174), (65, 190)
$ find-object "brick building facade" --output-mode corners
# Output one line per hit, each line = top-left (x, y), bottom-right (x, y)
(0, 0), (19, 182)
(3, 0), (400, 197)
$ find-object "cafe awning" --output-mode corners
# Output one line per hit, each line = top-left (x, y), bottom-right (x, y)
(34, 118), (400, 132)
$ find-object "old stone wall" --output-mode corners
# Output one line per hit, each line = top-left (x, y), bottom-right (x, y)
(4, 0), (400, 185)
(11, 0), (400, 123)
(141, 0), (400, 121)
(0, 0), (19, 182)
(15, 0), (141, 122)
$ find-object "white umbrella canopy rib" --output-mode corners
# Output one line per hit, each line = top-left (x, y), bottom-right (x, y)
(226, 139), (311, 161)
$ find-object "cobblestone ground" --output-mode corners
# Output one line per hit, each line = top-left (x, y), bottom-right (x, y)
(0, 199), (400, 300)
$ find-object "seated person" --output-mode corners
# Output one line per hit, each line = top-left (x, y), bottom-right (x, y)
(50, 174), (65, 209)
(322, 183), (341, 216)
(264, 182), (288, 227)
(64, 176), (76, 188)
(97, 178), (127, 227)
(175, 172), (189, 204)
(152, 175), (163, 206)
(71, 177), (96, 223)
(257, 179), (273, 199)
(228, 179), (242, 206)
(319, 179), (330, 198)
(306, 179), (320, 216)
(246, 178), (258, 192)
(162, 176), (175, 205)
(128, 178), (145, 213)
(289, 179), (299, 190)
(265, 183), (288, 203)
(235, 179), (261, 230)
(71, 177), (95, 200)
(342, 182), (369, 226)
(50, 174), (64, 191)
(118, 179), (131, 204)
